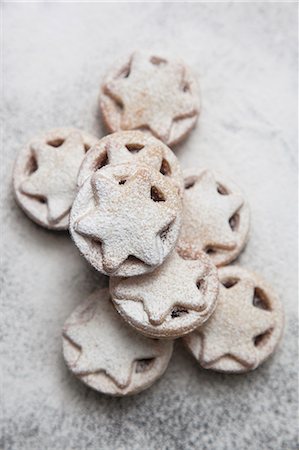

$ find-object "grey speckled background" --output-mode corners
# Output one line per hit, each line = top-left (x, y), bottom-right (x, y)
(1, 3), (298, 450)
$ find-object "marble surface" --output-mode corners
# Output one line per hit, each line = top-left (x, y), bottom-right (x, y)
(2, 3), (298, 450)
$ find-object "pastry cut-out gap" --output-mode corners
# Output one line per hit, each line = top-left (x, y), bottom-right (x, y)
(47, 138), (64, 148)
(196, 279), (205, 291)
(160, 221), (173, 243)
(23, 192), (47, 204)
(84, 143), (91, 152)
(253, 328), (273, 347)
(115, 98), (124, 112)
(222, 278), (239, 289)
(26, 154), (38, 175)
(205, 247), (217, 256)
(151, 186), (165, 202)
(229, 213), (240, 232)
(103, 85), (124, 113)
(121, 66), (131, 79)
(197, 303), (207, 312)
(95, 152), (108, 171)
(160, 158), (172, 176)
(182, 82), (190, 93)
(135, 358), (155, 373)
(185, 179), (196, 190)
(171, 307), (189, 318)
(36, 196), (47, 204)
(84, 234), (103, 257)
(117, 60), (132, 79)
(150, 56), (167, 66)
(107, 93), (124, 113)
(90, 237), (103, 252)
(125, 143), (144, 153)
(253, 288), (271, 311)
(126, 255), (144, 264)
(217, 183), (229, 195)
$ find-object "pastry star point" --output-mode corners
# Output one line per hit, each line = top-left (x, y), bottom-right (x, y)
(20, 132), (86, 223)
(115, 252), (208, 324)
(184, 171), (244, 250)
(106, 52), (198, 141)
(75, 170), (175, 272)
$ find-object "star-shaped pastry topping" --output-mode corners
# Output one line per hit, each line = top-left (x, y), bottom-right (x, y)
(63, 290), (161, 389)
(178, 170), (245, 255)
(73, 164), (180, 274)
(20, 131), (86, 224)
(111, 251), (218, 331)
(198, 276), (275, 369)
(103, 52), (199, 143)
(77, 131), (184, 197)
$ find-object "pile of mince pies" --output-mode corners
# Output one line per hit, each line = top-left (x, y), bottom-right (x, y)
(13, 51), (284, 396)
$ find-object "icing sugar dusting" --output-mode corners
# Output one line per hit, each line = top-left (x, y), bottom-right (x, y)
(2, 3), (297, 450)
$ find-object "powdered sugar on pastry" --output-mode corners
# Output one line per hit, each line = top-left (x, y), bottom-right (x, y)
(100, 51), (200, 146)
(110, 250), (219, 338)
(63, 288), (173, 396)
(70, 163), (182, 276)
(177, 169), (250, 266)
(13, 128), (99, 230)
(183, 266), (284, 373)
(77, 130), (184, 197)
